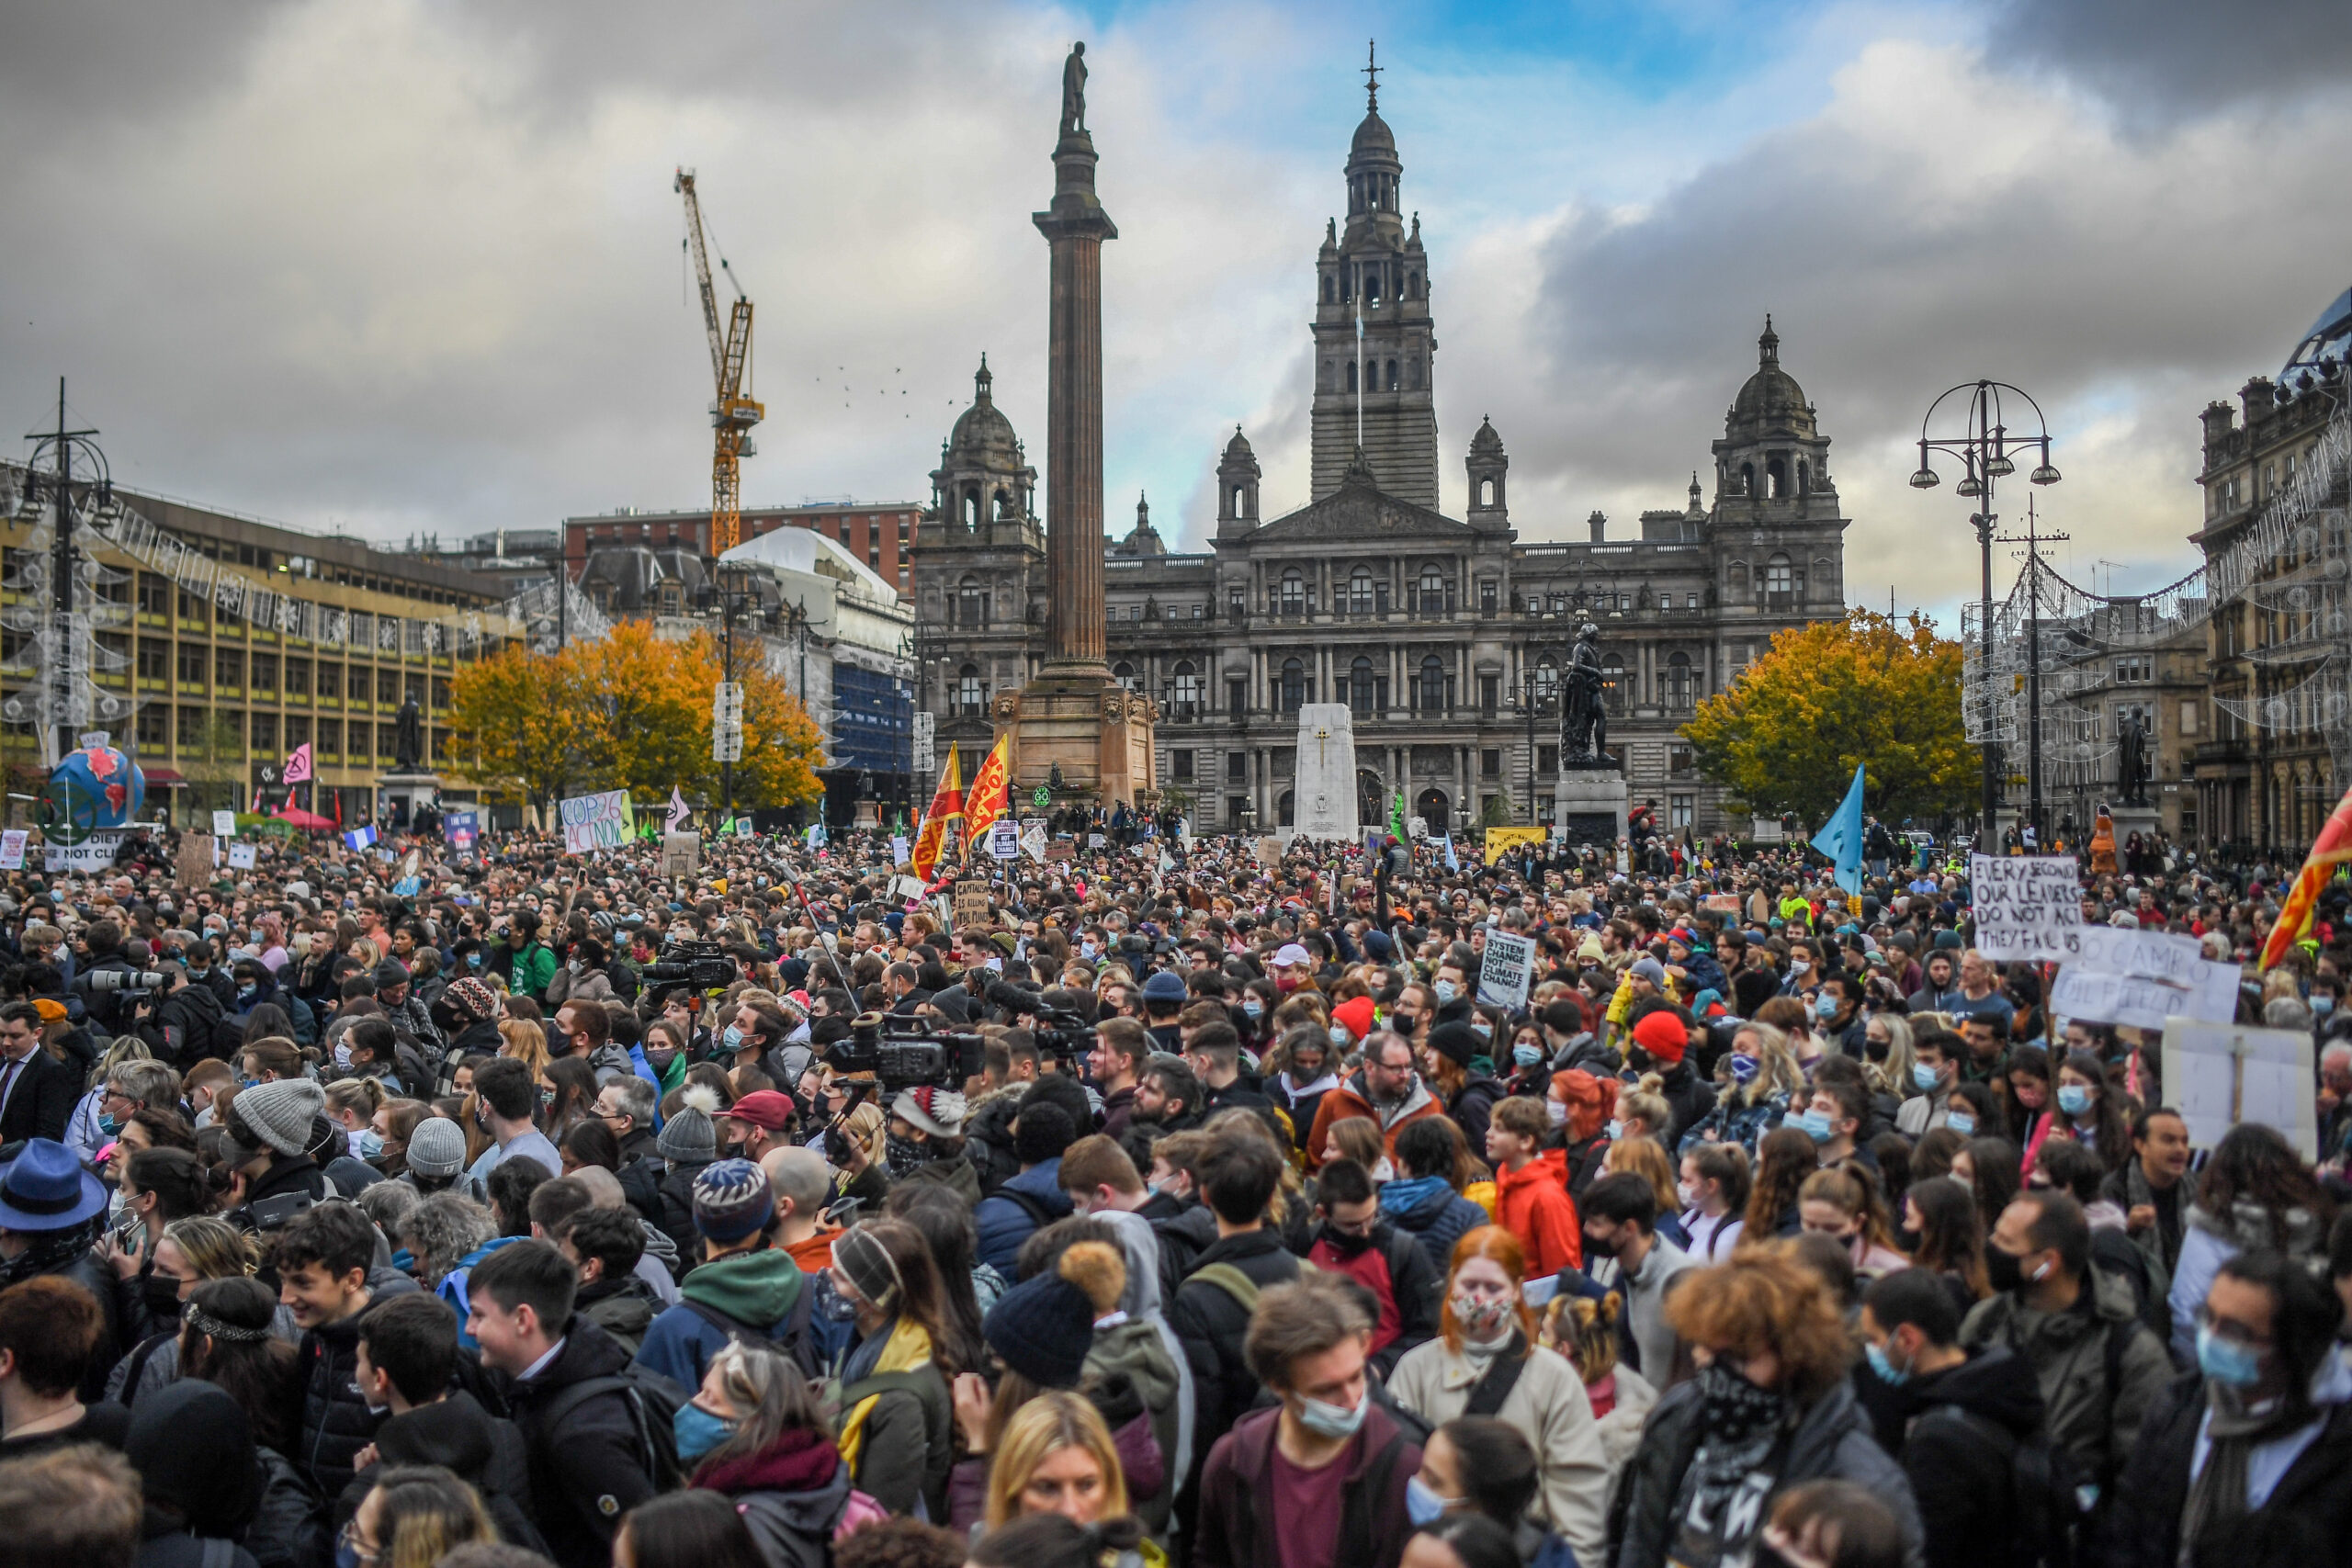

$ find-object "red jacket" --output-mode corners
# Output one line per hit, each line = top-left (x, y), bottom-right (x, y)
(1492, 1147), (1584, 1277)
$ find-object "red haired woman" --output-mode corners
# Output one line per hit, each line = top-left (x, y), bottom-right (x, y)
(1386, 1226), (1610, 1567)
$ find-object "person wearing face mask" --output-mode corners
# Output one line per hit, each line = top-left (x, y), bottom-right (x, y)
(1306, 1032), (1442, 1170)
(2106, 1249), (2352, 1568)
(1387, 1228), (1610, 1568)
(1894, 1029), (1962, 1138)
(1193, 1271), (1421, 1568)
(1958, 1190), (2174, 1509)
(2049, 1048), (2130, 1175)
(1304, 1158), (1442, 1376)
(1856, 1269), (2042, 1568)
(1268, 1022), (1343, 1156)
(1613, 1248), (1924, 1568)
(1420, 1021), (1506, 1156)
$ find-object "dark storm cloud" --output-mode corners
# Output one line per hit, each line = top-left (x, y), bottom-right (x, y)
(1986, 0), (2352, 122)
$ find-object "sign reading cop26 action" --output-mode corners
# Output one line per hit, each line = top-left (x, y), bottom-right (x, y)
(560, 790), (633, 854)
(1969, 854), (2082, 961)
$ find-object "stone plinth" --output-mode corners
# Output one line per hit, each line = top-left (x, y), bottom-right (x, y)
(377, 772), (442, 830)
(1554, 768), (1628, 847)
(995, 681), (1156, 808)
(1288, 703), (1360, 840)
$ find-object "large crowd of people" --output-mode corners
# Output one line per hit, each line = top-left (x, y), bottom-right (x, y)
(0, 815), (2346, 1568)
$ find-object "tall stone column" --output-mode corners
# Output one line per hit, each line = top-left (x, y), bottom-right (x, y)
(1033, 111), (1116, 672)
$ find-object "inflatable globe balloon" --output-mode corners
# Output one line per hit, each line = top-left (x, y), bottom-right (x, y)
(49, 743), (146, 837)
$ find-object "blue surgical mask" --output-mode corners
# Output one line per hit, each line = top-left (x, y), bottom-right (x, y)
(1080, 942), (1099, 961)
(97, 1113), (120, 1137)
(1242, 998), (1263, 1019)
(2196, 1325), (2266, 1388)
(1865, 1340), (1909, 1386)
(1470, 1021), (1491, 1041)
(1432, 980), (1458, 1005)
(357, 1130), (385, 1163)
(722, 1025), (745, 1052)
(1605, 1118), (1624, 1142)
(1329, 1024), (1350, 1046)
(1798, 1108), (1836, 1144)
(2057, 1084), (2092, 1118)
(1946, 1111), (1976, 1136)
(2316, 996), (2337, 1017)
(1294, 1389), (1368, 1439)
(1912, 1064), (1940, 1091)
(1405, 1474), (1459, 1527)
(673, 1401), (738, 1462)
(1513, 1043), (1544, 1068)
(1815, 994), (1838, 1021)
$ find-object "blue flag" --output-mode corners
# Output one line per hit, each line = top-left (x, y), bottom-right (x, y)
(1442, 834), (1460, 873)
(1809, 764), (1867, 897)
(343, 825), (378, 852)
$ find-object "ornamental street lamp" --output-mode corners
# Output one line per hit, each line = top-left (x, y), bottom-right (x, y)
(1910, 380), (2061, 852)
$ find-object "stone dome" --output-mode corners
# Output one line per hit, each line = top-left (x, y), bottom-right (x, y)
(1351, 108), (1397, 162)
(1730, 317), (1815, 433)
(1469, 415), (1504, 454)
(947, 355), (1021, 462)
(1224, 425), (1256, 460)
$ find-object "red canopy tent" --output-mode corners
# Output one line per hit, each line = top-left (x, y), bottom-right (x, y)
(271, 807), (337, 831)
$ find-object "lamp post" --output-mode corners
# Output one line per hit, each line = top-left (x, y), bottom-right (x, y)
(1519, 666), (1550, 824)
(703, 560), (757, 821)
(1910, 381), (2061, 852)
(21, 380), (107, 769)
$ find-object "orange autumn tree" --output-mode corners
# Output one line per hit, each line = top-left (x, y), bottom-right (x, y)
(447, 640), (588, 817)
(1680, 608), (1973, 823)
(673, 631), (825, 810)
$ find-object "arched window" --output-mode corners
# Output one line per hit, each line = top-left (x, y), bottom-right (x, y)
(1764, 554), (1793, 606)
(1113, 660), (1136, 690)
(1478, 478), (1496, 508)
(1534, 657), (1558, 705)
(1406, 271), (1420, 299)
(1767, 458), (1787, 499)
(956, 664), (983, 716)
(1796, 458), (1811, 494)
(1739, 462), (1755, 497)
(1666, 651), (1693, 710)
(1323, 276), (1335, 304)
(962, 489), (980, 527)
(957, 576), (987, 628)
(1601, 657), (1626, 716)
(1278, 790), (1295, 828)
(1365, 268), (1382, 306)
(1346, 360), (1358, 394)
(1419, 567), (1446, 615)
(1417, 654), (1448, 714)
(1728, 562), (1749, 601)
(1349, 568), (1375, 615)
(1350, 656), (1376, 715)
(1385, 359), (1398, 391)
(1280, 658), (1307, 714)
(1279, 570), (1306, 616)
(1171, 660), (1200, 717)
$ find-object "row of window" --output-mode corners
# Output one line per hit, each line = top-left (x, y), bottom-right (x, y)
(132, 705), (446, 765)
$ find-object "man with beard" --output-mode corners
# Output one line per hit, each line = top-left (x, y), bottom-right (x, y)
(1303, 1031), (1441, 1169)
(1130, 1056), (1206, 1135)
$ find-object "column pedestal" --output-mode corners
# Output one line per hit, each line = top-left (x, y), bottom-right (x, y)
(1554, 767), (1629, 847)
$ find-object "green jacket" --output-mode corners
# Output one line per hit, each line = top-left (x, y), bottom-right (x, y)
(505, 940), (556, 1003)
(1087, 1315), (1184, 1538)
(1958, 1267), (2174, 1493)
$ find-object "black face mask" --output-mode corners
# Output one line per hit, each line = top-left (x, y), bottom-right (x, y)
(140, 1275), (184, 1322)
(1321, 1224), (1375, 1258)
(1894, 1224), (1921, 1253)
(1584, 1227), (1619, 1260)
(1984, 1242), (2030, 1294)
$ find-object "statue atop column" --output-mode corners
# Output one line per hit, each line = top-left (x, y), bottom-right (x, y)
(392, 693), (425, 772)
(2116, 711), (2151, 806)
(1559, 621), (1614, 767)
(1059, 42), (1087, 138)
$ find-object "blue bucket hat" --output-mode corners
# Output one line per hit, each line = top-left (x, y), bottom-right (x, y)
(0, 1139), (108, 1231)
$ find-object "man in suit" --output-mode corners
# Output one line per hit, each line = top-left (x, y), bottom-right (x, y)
(0, 1000), (79, 1145)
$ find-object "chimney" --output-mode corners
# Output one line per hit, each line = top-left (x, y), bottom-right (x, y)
(1588, 510), (1606, 544)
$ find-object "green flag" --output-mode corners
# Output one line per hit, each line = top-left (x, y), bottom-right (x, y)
(1389, 786), (1408, 842)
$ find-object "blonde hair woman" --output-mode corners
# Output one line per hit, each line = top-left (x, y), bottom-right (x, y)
(983, 1389), (1129, 1529)
(497, 1018), (548, 1078)
(1676, 1021), (1804, 1156)
(1540, 1288), (1657, 1510)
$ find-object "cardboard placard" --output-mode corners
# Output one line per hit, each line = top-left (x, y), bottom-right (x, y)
(659, 833), (701, 878)
(952, 881), (991, 928)
(228, 843), (257, 870)
(177, 834), (218, 888)
(1702, 893), (1741, 913)
(889, 874), (930, 902)
(210, 809), (237, 837)
(560, 790), (632, 853)
(2162, 1020), (2317, 1159)
(0, 830), (25, 870)
(1254, 836), (1283, 866)
(1476, 929), (1537, 1010)
(1970, 854), (2082, 961)
(1046, 840), (1076, 863)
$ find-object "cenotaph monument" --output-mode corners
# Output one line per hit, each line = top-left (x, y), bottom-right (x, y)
(1288, 704), (1361, 841)
(991, 42), (1157, 806)
(1553, 620), (1628, 844)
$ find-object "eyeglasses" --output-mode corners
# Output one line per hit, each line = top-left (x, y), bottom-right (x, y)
(338, 1523), (385, 1567)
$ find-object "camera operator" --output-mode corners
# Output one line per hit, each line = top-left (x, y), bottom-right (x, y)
(70, 920), (138, 1034)
(134, 960), (229, 1070)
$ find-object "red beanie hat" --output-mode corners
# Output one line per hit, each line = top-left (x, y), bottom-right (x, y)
(1331, 995), (1377, 1043)
(1632, 1008), (1690, 1066)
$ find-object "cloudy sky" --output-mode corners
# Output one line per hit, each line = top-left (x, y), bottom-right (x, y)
(4, 0), (2346, 623)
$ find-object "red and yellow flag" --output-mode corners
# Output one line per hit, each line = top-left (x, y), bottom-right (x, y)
(2262, 780), (2352, 968)
(961, 736), (1012, 860)
(910, 746), (963, 882)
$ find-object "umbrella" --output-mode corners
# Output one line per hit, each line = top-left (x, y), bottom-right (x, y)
(271, 807), (337, 831)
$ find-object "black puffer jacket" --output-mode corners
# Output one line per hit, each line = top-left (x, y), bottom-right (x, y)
(2098, 1371), (2352, 1568)
(292, 1280), (419, 1497)
(1894, 1345), (2045, 1568)
(338, 1390), (547, 1554)
(1169, 1229), (1301, 1472)
(141, 980), (230, 1068)
(1611, 1375), (1926, 1568)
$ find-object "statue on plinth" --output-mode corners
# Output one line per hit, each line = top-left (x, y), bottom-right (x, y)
(1559, 622), (1615, 767)
(1059, 42), (1087, 137)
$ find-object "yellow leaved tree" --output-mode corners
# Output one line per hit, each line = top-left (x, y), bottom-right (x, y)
(1679, 609), (1973, 823)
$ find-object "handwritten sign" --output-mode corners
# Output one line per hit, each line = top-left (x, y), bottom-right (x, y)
(560, 790), (632, 854)
(659, 833), (700, 878)
(1482, 827), (1548, 865)
(211, 810), (237, 837)
(1476, 929), (1537, 1010)
(1045, 840), (1075, 863)
(228, 843), (257, 870)
(2162, 1020), (2316, 1159)
(176, 834), (217, 889)
(952, 881), (991, 928)
(1969, 854), (2081, 961)
(0, 831), (25, 870)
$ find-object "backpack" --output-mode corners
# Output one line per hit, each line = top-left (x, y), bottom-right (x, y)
(680, 1279), (823, 1380)
(990, 1184), (1060, 1235)
(537, 1364), (689, 1492)
(1186, 1262), (1264, 1314)
(1929, 1406), (2087, 1568)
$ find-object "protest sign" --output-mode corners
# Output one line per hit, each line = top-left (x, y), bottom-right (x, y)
(46, 829), (125, 873)
(0, 831), (25, 870)
(2162, 1020), (2317, 1159)
(953, 881), (991, 927)
(1476, 930), (1537, 1010)
(1702, 893), (1742, 913)
(1046, 840), (1075, 863)
(1969, 854), (2081, 960)
(445, 810), (479, 850)
(890, 834), (910, 866)
(1254, 837), (1283, 867)
(988, 819), (1021, 861)
(560, 790), (632, 854)
(1088, 833), (1105, 849)
(1482, 827), (1547, 865)
(889, 874), (929, 902)
(177, 834), (217, 887)
(659, 833), (700, 878)
(1019, 820), (1047, 863)
(228, 843), (257, 870)
(210, 810), (237, 838)
(2052, 963), (2239, 1032)
(390, 874), (421, 896)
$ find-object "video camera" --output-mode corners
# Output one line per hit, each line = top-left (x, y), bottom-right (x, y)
(831, 1010), (983, 1096)
(75, 967), (166, 1017)
(639, 937), (735, 1007)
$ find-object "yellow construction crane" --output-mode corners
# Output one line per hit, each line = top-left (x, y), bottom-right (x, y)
(675, 169), (763, 557)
